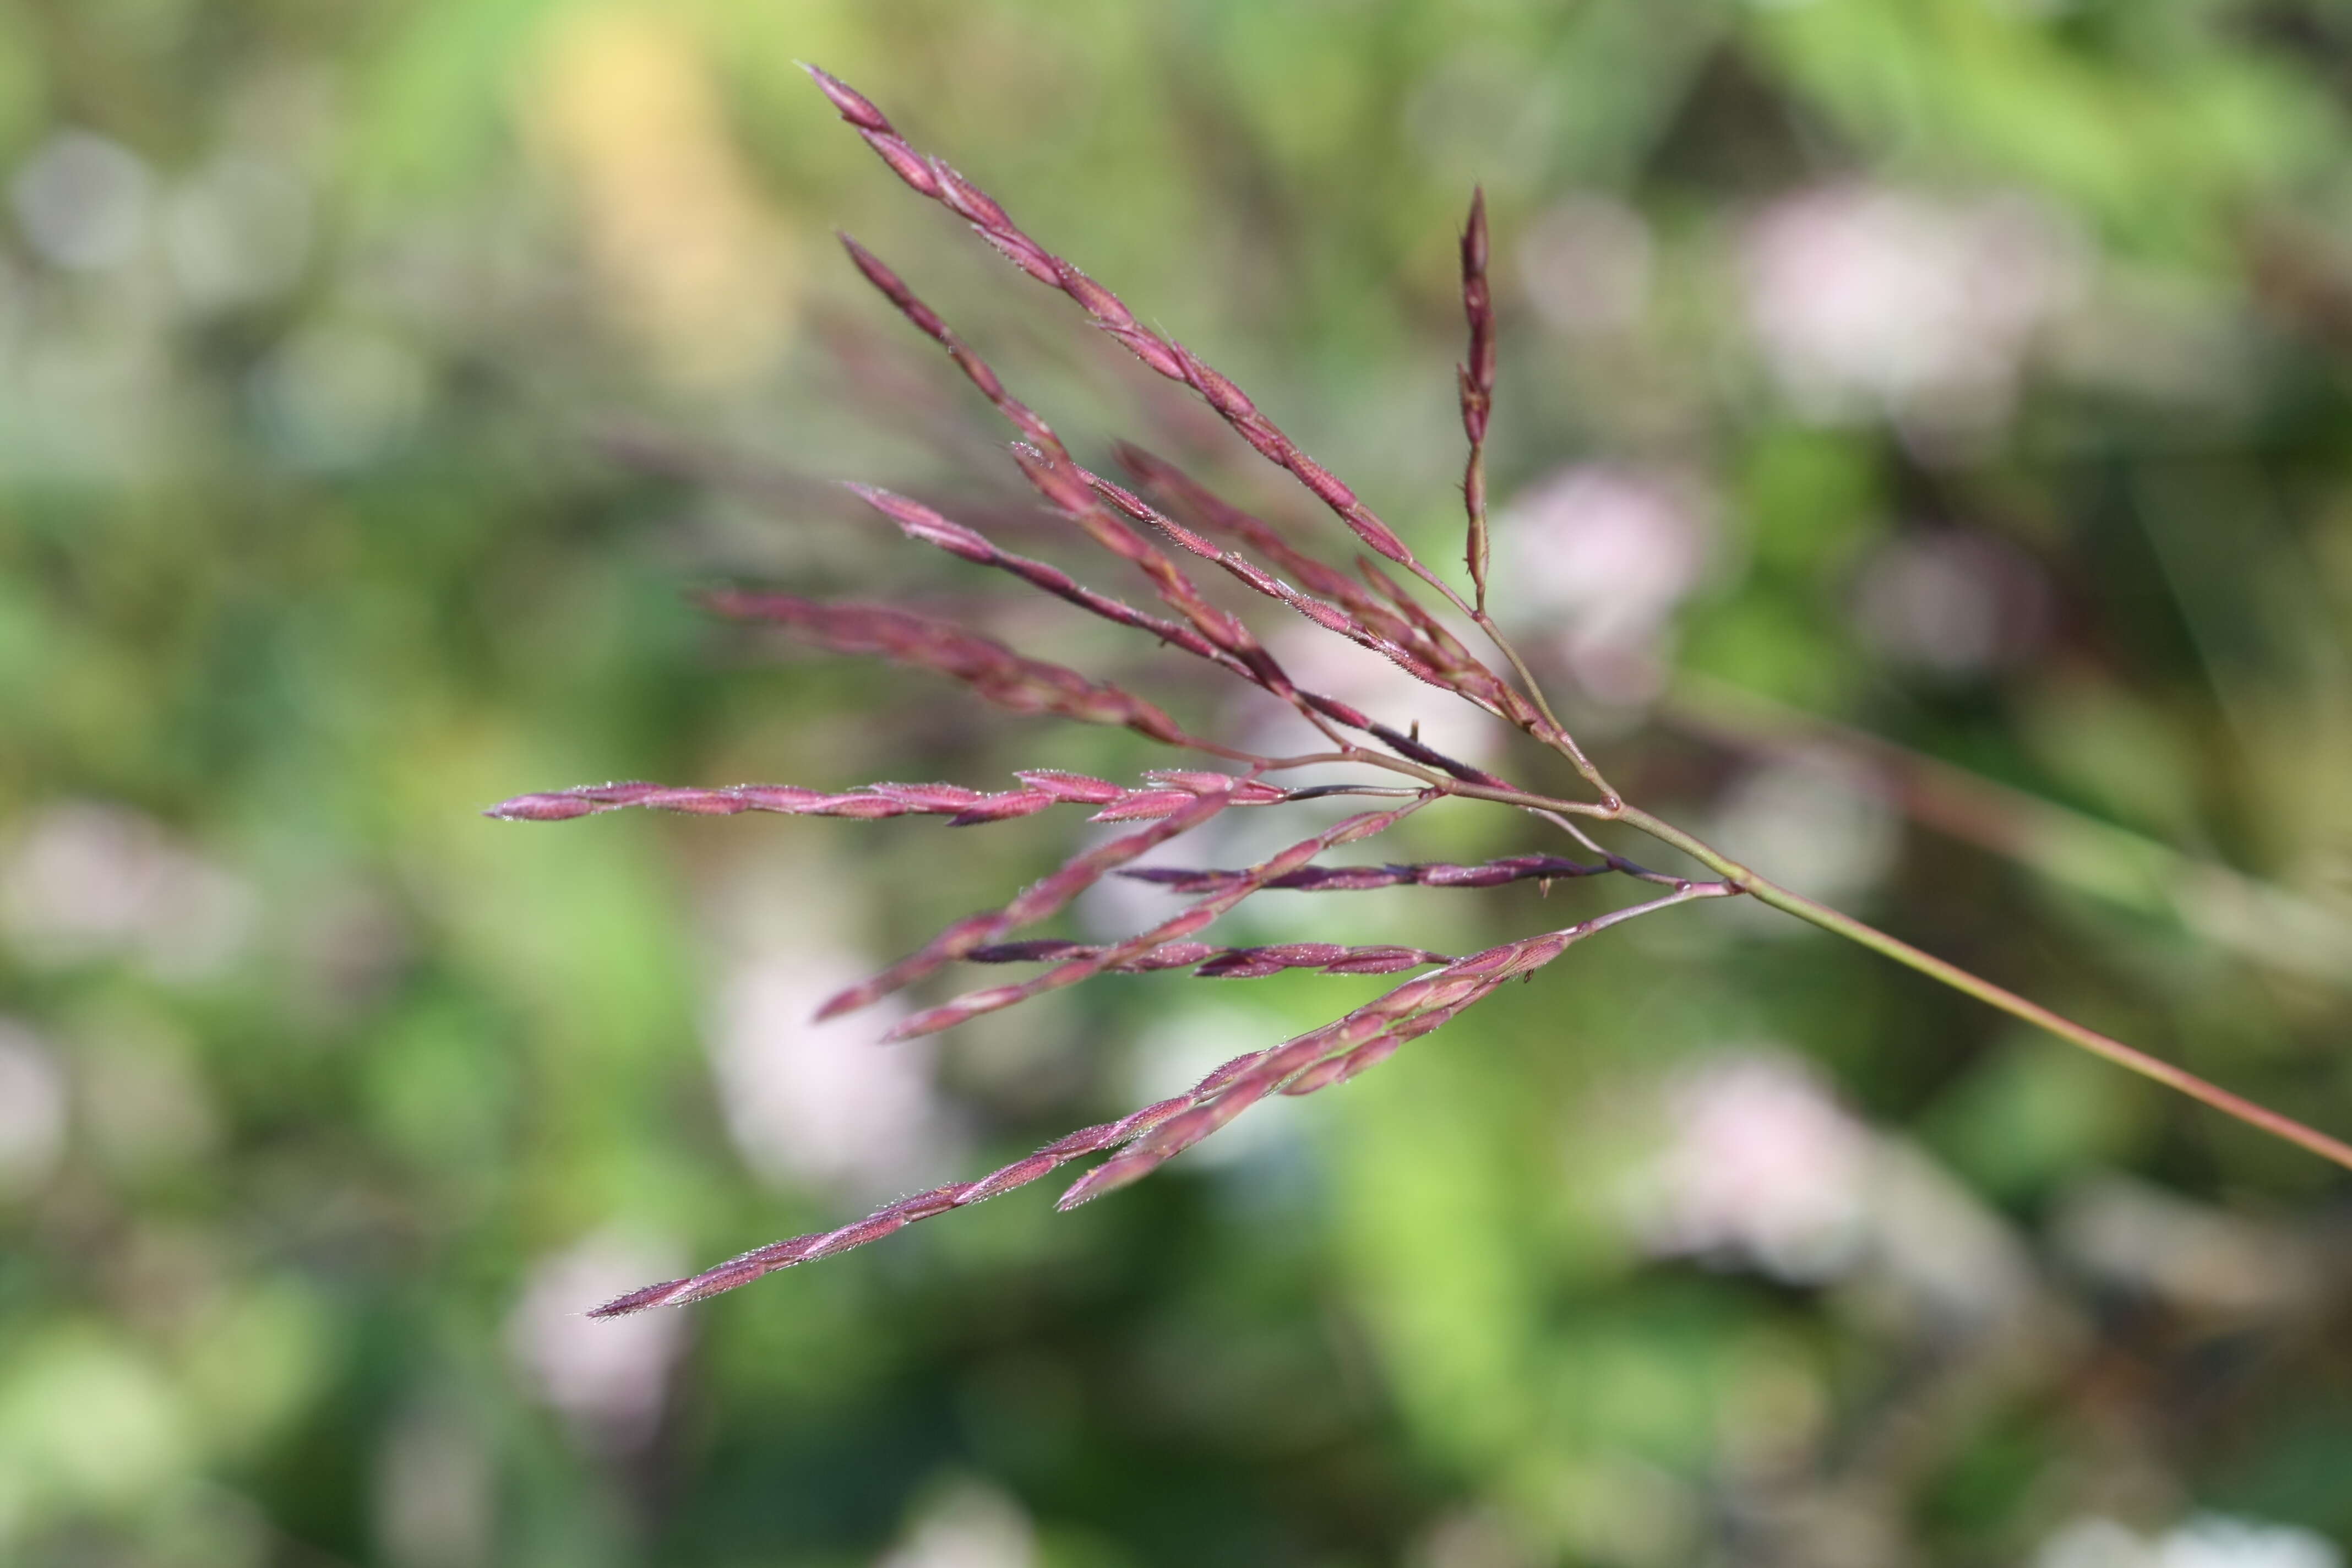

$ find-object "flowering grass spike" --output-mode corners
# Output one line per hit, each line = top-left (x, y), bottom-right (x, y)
(488, 67), (2352, 1317)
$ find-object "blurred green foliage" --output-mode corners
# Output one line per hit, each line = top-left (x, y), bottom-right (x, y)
(7, 2), (2352, 1565)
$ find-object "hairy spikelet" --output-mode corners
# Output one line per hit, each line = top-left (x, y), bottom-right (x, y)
(486, 769), (1292, 827)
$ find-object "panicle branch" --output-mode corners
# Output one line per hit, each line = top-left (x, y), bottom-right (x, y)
(587, 1082), (1209, 1316)
(1120, 851), (1610, 896)
(881, 795), (1433, 1041)
(1054, 897), (1723, 1209)
(963, 939), (1451, 977)
(819, 782), (1245, 1021)
(590, 885), (1722, 1316)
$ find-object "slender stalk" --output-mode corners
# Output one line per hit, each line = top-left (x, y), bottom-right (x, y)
(1610, 804), (2352, 1174)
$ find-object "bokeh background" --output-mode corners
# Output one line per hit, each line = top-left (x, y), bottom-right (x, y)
(9, 2), (2352, 1564)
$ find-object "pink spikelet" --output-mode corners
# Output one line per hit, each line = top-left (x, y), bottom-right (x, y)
(802, 63), (1424, 571)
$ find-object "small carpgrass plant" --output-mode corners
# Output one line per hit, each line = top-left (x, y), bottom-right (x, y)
(490, 67), (2352, 1318)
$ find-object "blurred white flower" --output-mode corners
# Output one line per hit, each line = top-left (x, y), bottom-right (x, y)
(1743, 184), (2084, 433)
(0, 801), (258, 979)
(0, 298), (173, 482)
(0, 1020), (68, 1199)
(252, 321), (429, 471)
(505, 1229), (685, 1451)
(2050, 1176), (2323, 1320)
(1852, 529), (2054, 679)
(876, 1481), (1037, 1568)
(8, 130), (151, 270)
(1237, 622), (1502, 771)
(1626, 1051), (1872, 1283)
(707, 947), (950, 1195)
(700, 850), (957, 1197)
(162, 155), (311, 310)
(1499, 464), (1714, 706)
(2038, 1514), (2342, 1568)
(1621, 1049), (2034, 1316)
(1517, 194), (1652, 337)
(1710, 751), (1902, 909)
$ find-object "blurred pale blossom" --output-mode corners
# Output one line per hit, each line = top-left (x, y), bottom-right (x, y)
(0, 306), (174, 481)
(707, 948), (951, 1194)
(1074, 819), (1197, 944)
(1710, 750), (1902, 909)
(252, 321), (429, 471)
(2050, 1176), (2324, 1320)
(1862, 1137), (2038, 1324)
(1517, 194), (1652, 337)
(1743, 184), (2085, 433)
(1623, 1050), (2033, 1313)
(1627, 1052), (1872, 1282)
(8, 130), (151, 270)
(505, 1229), (686, 1450)
(1498, 464), (1714, 706)
(876, 1481), (1037, 1568)
(701, 853), (957, 1197)
(0, 1020), (68, 1199)
(2039, 1514), (2342, 1568)
(2158, 1518), (2343, 1568)
(1238, 622), (1502, 769)
(0, 801), (258, 979)
(162, 155), (311, 309)
(1853, 529), (2054, 679)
